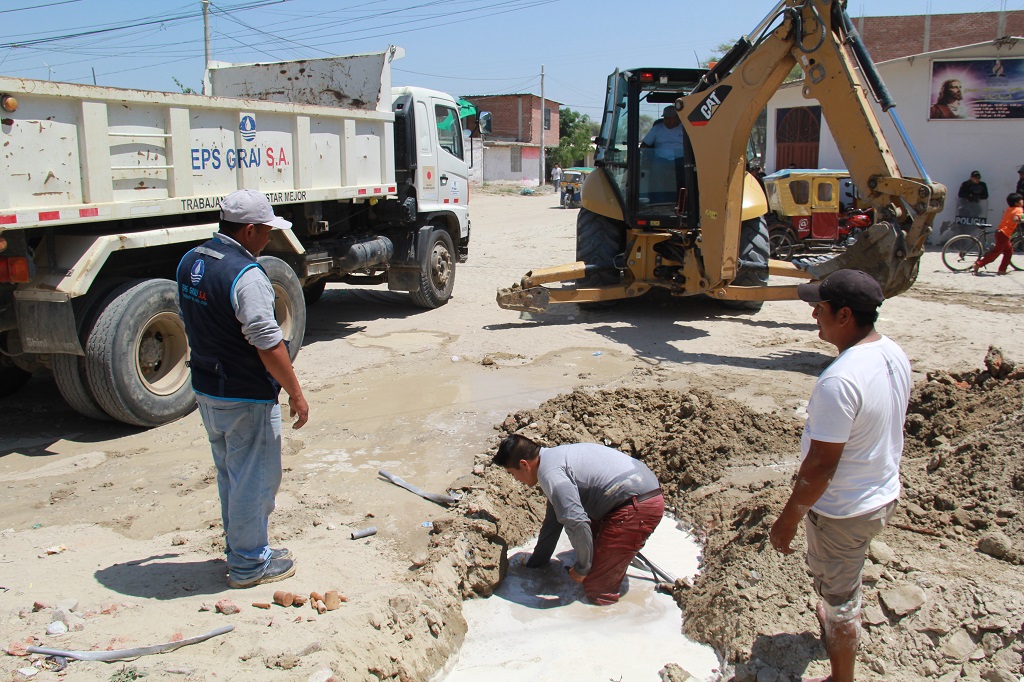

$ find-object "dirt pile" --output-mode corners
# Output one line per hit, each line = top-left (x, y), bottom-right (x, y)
(461, 355), (1024, 681)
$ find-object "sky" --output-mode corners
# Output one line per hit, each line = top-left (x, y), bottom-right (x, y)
(0, 0), (1020, 120)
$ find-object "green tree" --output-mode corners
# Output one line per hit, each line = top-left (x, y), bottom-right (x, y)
(549, 107), (593, 168)
(172, 77), (198, 95)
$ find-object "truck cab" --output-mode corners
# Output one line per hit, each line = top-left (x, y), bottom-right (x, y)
(391, 87), (470, 258)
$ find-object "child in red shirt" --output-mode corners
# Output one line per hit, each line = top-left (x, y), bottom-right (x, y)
(974, 193), (1023, 275)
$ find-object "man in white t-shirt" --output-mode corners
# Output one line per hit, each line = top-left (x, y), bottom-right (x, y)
(769, 269), (911, 682)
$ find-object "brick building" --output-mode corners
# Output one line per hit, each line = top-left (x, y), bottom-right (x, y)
(854, 11), (1024, 62)
(461, 94), (561, 186)
(765, 9), (1024, 240)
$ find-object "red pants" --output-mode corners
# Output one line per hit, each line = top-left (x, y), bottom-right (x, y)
(583, 494), (665, 605)
(977, 231), (1013, 273)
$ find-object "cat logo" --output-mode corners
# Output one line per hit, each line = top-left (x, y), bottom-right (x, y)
(687, 86), (732, 127)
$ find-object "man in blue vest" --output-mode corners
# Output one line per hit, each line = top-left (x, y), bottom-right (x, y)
(177, 189), (309, 589)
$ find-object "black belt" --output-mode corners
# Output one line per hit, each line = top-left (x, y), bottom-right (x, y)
(612, 487), (663, 512)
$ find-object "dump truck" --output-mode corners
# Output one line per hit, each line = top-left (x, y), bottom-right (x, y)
(497, 0), (945, 314)
(0, 47), (470, 426)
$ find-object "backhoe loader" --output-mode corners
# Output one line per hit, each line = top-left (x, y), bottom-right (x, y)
(496, 0), (945, 314)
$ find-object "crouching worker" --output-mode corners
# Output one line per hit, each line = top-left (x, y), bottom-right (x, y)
(769, 269), (911, 682)
(493, 434), (663, 605)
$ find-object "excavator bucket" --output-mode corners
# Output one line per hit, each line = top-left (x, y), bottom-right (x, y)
(792, 221), (928, 298)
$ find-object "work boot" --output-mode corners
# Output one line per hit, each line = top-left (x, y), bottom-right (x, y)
(227, 558), (296, 589)
(270, 547), (292, 560)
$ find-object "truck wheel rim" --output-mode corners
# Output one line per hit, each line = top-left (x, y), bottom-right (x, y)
(430, 243), (452, 289)
(135, 312), (189, 396)
(272, 283), (294, 338)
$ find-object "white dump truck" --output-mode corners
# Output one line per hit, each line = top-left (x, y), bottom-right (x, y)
(0, 47), (471, 426)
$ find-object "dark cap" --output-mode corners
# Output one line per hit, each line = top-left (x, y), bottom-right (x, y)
(797, 269), (884, 311)
(1018, 165), (1024, 173)
(970, 170), (981, 178)
(663, 105), (676, 118)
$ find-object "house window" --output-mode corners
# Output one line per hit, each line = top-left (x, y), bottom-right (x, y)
(511, 146), (522, 172)
(544, 107), (551, 130)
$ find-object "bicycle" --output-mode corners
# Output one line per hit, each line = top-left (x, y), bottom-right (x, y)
(941, 224), (1024, 272)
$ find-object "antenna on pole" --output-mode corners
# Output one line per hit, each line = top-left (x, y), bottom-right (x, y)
(43, 62), (54, 81)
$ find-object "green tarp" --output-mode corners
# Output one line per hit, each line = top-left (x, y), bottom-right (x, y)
(457, 98), (477, 118)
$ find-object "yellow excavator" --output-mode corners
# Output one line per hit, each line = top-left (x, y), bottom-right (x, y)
(497, 0), (945, 314)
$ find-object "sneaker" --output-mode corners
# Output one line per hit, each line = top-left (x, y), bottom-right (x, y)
(972, 263), (981, 275)
(997, 270), (1008, 276)
(227, 558), (296, 589)
(270, 547), (292, 560)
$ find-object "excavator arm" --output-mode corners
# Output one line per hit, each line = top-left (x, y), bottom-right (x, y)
(496, 0), (944, 313)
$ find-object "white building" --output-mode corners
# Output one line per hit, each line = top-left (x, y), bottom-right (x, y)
(765, 38), (1024, 240)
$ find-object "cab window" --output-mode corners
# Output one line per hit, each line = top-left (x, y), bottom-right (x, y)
(789, 180), (810, 205)
(817, 182), (833, 202)
(435, 104), (463, 160)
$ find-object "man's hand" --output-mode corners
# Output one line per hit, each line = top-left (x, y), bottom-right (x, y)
(567, 567), (585, 584)
(770, 439), (845, 556)
(288, 394), (309, 429)
(769, 515), (798, 555)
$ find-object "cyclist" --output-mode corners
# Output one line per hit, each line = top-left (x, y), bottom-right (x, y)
(974, 193), (1023, 275)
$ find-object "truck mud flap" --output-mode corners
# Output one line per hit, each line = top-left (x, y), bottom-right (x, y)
(14, 292), (83, 355)
(791, 221), (921, 298)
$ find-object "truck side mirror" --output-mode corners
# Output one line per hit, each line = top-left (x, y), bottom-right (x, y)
(477, 111), (492, 135)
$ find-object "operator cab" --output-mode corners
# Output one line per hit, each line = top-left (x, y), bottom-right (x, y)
(595, 67), (707, 226)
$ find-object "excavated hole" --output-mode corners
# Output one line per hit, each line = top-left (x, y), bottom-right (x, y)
(433, 350), (1024, 681)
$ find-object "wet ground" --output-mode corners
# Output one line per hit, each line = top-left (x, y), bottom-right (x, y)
(3, 190), (1024, 679)
(442, 517), (717, 681)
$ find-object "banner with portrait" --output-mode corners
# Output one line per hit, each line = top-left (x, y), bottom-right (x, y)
(929, 58), (1024, 121)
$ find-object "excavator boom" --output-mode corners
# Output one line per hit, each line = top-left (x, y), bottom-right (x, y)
(497, 0), (945, 313)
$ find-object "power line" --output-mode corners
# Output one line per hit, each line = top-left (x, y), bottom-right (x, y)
(0, 0), (284, 49)
(0, 0), (82, 14)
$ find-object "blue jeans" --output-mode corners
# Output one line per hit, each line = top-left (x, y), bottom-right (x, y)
(196, 395), (282, 583)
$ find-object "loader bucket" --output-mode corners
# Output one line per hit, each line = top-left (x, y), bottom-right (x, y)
(793, 221), (926, 298)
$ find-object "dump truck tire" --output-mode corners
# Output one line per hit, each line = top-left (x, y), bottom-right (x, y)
(85, 279), (194, 427)
(302, 278), (327, 306)
(0, 357), (31, 397)
(53, 278), (132, 421)
(410, 228), (456, 309)
(258, 256), (306, 361)
(721, 216), (769, 312)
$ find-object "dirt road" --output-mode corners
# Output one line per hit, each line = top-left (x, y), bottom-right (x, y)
(2, 189), (1023, 680)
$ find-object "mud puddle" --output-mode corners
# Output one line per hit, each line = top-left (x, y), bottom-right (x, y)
(439, 516), (718, 681)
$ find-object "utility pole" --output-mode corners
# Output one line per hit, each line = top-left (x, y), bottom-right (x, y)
(539, 64), (545, 190)
(202, 0), (211, 94)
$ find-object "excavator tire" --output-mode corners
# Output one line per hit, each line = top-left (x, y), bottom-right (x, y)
(721, 216), (769, 312)
(576, 208), (625, 288)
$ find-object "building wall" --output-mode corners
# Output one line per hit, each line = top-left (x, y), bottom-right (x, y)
(766, 40), (1023, 241)
(472, 144), (542, 185)
(857, 11), (1024, 62)
(462, 94), (559, 145)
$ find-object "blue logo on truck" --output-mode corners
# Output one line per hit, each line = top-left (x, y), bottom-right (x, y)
(240, 116), (256, 142)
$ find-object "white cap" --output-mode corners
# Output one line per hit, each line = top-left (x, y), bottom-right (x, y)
(219, 189), (291, 230)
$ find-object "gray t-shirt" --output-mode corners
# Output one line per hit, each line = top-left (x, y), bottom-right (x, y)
(529, 443), (660, 575)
